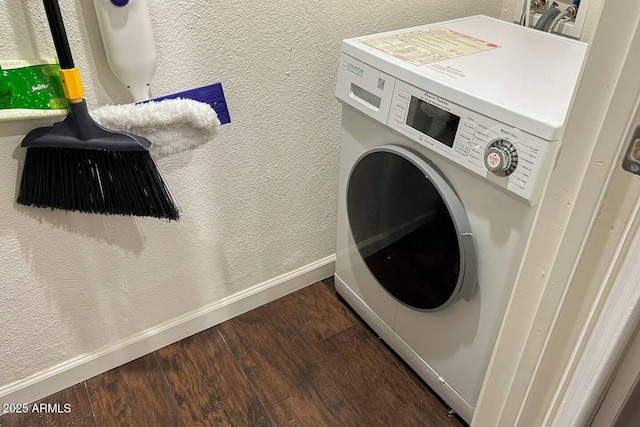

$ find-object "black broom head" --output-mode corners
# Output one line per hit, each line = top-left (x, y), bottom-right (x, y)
(18, 147), (180, 220)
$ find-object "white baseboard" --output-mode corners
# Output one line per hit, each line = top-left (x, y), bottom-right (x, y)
(0, 255), (335, 406)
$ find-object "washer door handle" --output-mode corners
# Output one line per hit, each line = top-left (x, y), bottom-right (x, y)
(459, 233), (478, 301)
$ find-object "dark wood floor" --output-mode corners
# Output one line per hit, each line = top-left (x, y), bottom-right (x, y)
(0, 278), (467, 427)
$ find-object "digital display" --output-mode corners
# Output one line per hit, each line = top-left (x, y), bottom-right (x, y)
(405, 96), (461, 148)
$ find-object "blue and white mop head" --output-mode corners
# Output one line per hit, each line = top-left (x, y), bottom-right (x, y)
(91, 97), (220, 159)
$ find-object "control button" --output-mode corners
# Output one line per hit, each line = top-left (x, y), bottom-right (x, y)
(397, 91), (410, 103)
(461, 120), (476, 134)
(484, 139), (519, 176)
(455, 143), (470, 156)
(454, 132), (472, 155)
(393, 110), (405, 122)
(110, 0), (129, 6)
(485, 151), (503, 169)
(394, 100), (407, 112)
(457, 131), (473, 144)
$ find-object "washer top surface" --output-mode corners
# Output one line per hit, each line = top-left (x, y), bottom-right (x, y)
(342, 15), (588, 140)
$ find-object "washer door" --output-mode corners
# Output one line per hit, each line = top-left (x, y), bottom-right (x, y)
(347, 145), (477, 311)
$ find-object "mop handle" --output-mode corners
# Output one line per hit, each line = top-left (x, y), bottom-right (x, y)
(42, 0), (84, 103)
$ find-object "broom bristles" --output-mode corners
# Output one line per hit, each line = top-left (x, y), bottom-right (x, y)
(17, 147), (180, 220)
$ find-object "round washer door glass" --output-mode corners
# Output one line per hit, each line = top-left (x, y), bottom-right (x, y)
(347, 145), (476, 311)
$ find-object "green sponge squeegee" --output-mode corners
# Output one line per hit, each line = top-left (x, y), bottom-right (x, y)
(0, 59), (69, 122)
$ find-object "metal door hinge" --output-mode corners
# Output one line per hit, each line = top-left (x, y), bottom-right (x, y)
(622, 126), (640, 175)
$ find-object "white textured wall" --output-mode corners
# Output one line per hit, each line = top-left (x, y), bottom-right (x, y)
(0, 0), (500, 390)
(499, 0), (604, 41)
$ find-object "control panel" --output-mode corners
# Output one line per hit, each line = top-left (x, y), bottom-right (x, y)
(389, 79), (557, 204)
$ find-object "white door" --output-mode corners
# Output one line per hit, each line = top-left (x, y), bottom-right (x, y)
(473, 1), (640, 425)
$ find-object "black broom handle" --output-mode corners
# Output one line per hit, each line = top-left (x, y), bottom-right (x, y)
(43, 0), (74, 70)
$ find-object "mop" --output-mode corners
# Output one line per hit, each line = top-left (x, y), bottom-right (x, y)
(90, 96), (221, 159)
(90, 0), (226, 159)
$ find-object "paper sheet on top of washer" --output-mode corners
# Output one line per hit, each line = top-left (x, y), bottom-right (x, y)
(360, 27), (500, 66)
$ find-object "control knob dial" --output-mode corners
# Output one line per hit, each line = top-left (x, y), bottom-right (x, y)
(484, 139), (518, 176)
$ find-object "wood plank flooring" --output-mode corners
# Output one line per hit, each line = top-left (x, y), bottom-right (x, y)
(0, 278), (466, 427)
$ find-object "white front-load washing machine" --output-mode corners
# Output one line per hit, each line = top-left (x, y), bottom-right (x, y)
(334, 15), (587, 423)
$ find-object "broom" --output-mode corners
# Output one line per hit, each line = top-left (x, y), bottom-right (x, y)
(17, 0), (179, 220)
